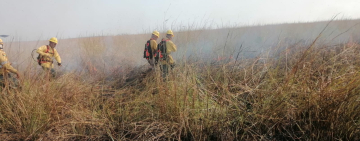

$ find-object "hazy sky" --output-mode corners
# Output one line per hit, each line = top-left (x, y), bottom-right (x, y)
(1, 0), (359, 41)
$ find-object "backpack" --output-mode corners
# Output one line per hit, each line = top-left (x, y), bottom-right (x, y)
(143, 40), (153, 60)
(155, 39), (169, 62)
(37, 45), (50, 65)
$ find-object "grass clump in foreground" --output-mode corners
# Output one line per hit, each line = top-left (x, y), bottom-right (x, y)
(1, 42), (360, 140)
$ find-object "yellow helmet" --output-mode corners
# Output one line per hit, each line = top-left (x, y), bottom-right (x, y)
(152, 31), (160, 37)
(166, 30), (174, 36)
(49, 37), (58, 44)
(0, 38), (2, 45)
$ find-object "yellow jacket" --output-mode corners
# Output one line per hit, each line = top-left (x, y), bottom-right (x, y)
(160, 38), (177, 65)
(36, 45), (61, 68)
(0, 49), (18, 75)
(150, 39), (157, 55)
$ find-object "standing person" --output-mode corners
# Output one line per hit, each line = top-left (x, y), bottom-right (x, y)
(157, 30), (177, 79)
(36, 37), (62, 78)
(144, 31), (159, 68)
(0, 38), (21, 88)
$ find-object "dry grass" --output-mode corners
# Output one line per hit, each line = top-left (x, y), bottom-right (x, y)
(0, 41), (360, 140)
(1, 20), (360, 140)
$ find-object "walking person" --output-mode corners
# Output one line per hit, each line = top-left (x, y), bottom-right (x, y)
(144, 31), (160, 69)
(156, 30), (177, 79)
(0, 38), (21, 88)
(36, 37), (62, 78)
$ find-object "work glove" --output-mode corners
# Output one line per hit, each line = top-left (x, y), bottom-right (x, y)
(15, 72), (20, 79)
(58, 63), (62, 66)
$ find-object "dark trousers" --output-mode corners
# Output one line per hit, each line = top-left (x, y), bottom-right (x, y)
(160, 64), (169, 80)
(0, 74), (19, 88)
(160, 63), (176, 80)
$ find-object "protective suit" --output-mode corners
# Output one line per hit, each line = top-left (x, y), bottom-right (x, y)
(159, 38), (177, 65)
(0, 49), (19, 88)
(36, 44), (61, 77)
(0, 50), (18, 75)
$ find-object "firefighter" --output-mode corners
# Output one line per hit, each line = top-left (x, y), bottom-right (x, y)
(159, 30), (177, 79)
(0, 38), (21, 88)
(36, 37), (61, 78)
(144, 31), (159, 67)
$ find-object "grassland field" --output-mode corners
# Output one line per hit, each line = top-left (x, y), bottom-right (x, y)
(0, 19), (360, 140)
